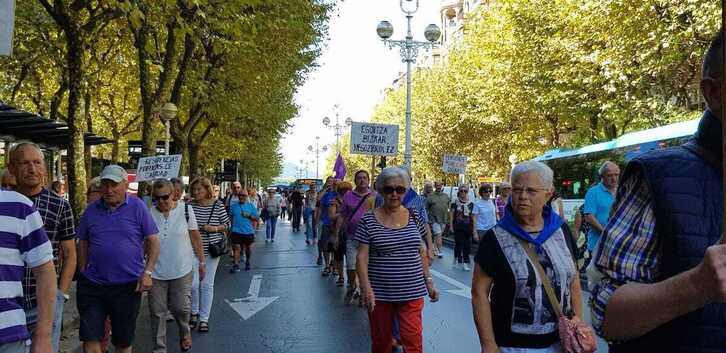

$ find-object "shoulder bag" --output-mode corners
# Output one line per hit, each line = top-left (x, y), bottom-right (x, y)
(207, 200), (228, 258)
(518, 238), (597, 353)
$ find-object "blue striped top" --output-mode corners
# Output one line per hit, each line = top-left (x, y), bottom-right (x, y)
(355, 210), (428, 302)
(0, 190), (53, 344)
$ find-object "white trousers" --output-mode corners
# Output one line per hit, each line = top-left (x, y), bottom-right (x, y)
(190, 256), (220, 322)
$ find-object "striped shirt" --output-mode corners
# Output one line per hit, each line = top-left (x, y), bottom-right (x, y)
(191, 200), (230, 256)
(0, 190), (53, 344)
(23, 188), (75, 312)
(590, 171), (657, 335)
(355, 210), (428, 302)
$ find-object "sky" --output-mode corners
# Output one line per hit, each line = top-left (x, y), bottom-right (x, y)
(279, 0), (441, 179)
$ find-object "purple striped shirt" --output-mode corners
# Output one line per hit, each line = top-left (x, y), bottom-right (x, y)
(0, 190), (53, 344)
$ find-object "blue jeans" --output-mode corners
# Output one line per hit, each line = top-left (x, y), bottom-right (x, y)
(266, 216), (278, 239)
(26, 290), (63, 353)
(304, 208), (314, 240)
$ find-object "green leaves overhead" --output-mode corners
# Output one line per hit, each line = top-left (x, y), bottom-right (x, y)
(330, 0), (715, 186)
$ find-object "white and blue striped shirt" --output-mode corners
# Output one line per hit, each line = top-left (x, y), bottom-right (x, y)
(355, 210), (428, 302)
(0, 190), (53, 344)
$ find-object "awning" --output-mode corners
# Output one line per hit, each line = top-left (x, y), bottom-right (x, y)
(0, 102), (113, 148)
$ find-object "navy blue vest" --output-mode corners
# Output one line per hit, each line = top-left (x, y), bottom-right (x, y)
(611, 115), (726, 353)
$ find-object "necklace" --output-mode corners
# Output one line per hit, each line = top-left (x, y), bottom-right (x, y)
(379, 207), (407, 228)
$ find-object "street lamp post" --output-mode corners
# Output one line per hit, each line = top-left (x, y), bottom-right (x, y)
(160, 103), (178, 155)
(308, 136), (328, 179)
(322, 105), (353, 152)
(377, 0), (441, 170)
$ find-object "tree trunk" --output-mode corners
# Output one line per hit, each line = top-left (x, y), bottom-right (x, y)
(135, 20), (156, 157)
(66, 30), (87, 220)
(84, 90), (93, 180)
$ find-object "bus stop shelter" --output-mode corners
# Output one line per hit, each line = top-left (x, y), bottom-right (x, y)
(0, 102), (112, 180)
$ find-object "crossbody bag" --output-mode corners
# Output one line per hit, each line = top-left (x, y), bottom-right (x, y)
(518, 238), (597, 353)
(206, 200), (228, 258)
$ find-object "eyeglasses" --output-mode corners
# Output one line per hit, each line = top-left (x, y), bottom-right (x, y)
(153, 194), (171, 201)
(458, 189), (468, 193)
(482, 189), (492, 193)
(382, 186), (407, 195)
(511, 187), (548, 195)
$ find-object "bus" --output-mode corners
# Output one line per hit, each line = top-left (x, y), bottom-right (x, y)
(291, 178), (324, 192)
(535, 118), (700, 222)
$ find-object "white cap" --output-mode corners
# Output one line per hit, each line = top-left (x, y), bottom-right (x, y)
(99, 165), (128, 183)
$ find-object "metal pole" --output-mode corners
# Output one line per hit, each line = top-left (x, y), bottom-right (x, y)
(164, 120), (170, 156)
(404, 13), (414, 170)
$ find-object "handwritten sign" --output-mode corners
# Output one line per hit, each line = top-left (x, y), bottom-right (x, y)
(350, 122), (399, 157)
(135, 155), (182, 182)
(443, 154), (467, 174)
(0, 0), (15, 56)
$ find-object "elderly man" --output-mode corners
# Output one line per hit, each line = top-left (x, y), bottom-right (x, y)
(426, 181), (450, 259)
(77, 165), (160, 353)
(8, 141), (76, 353)
(590, 32), (726, 352)
(0, 189), (56, 353)
(224, 181), (243, 214)
(583, 161), (619, 258)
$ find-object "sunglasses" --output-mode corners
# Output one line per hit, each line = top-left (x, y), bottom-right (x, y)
(153, 194), (171, 201)
(482, 189), (492, 193)
(382, 186), (407, 195)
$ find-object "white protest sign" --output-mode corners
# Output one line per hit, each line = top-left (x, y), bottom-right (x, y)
(135, 155), (182, 182)
(0, 0), (15, 56)
(443, 154), (467, 174)
(350, 122), (399, 156)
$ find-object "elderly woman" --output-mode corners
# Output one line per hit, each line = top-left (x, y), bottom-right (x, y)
(263, 189), (282, 242)
(472, 161), (582, 353)
(496, 182), (511, 220)
(449, 185), (477, 271)
(148, 179), (206, 353)
(356, 167), (439, 353)
(189, 177), (230, 333)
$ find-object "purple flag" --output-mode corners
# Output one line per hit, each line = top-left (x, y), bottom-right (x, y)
(333, 153), (346, 180)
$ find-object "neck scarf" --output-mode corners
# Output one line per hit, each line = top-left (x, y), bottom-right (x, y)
(497, 204), (563, 248)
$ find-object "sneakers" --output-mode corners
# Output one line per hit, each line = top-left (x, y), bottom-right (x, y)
(245, 263), (251, 271)
(462, 263), (471, 271)
(230, 264), (240, 273)
(437, 253), (443, 259)
(316, 256), (322, 265)
(305, 240), (310, 245)
(454, 262), (462, 270)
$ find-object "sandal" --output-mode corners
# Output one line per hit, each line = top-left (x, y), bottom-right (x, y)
(180, 336), (192, 352)
(198, 321), (209, 333)
(189, 314), (199, 330)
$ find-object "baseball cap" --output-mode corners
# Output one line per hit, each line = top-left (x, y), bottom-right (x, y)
(99, 165), (128, 183)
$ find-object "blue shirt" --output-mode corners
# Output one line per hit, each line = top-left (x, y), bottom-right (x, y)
(320, 191), (337, 226)
(77, 194), (159, 285)
(230, 202), (258, 235)
(583, 182), (615, 251)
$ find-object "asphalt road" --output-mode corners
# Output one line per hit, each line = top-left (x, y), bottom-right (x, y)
(66, 218), (609, 353)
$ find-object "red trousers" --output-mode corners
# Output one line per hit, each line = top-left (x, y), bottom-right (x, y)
(368, 298), (424, 353)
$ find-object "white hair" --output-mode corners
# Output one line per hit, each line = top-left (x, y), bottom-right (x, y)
(598, 161), (617, 177)
(510, 160), (554, 189)
(8, 140), (43, 164)
(374, 167), (411, 192)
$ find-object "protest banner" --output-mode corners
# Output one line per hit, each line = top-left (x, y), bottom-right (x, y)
(350, 122), (399, 157)
(443, 154), (467, 174)
(135, 155), (182, 182)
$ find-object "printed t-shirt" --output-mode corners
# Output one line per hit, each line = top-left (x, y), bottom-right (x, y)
(77, 194), (159, 285)
(231, 202), (258, 235)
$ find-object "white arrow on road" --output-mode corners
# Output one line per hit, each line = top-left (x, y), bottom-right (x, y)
(430, 269), (472, 299)
(225, 274), (279, 320)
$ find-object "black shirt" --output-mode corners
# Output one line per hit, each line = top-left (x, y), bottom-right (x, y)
(474, 224), (576, 349)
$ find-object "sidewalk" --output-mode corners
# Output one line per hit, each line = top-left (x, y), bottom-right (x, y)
(59, 286), (80, 353)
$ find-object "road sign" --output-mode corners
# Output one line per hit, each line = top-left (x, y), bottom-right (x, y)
(443, 154), (467, 174)
(135, 155), (182, 182)
(0, 0), (15, 56)
(350, 122), (399, 157)
(225, 274), (279, 320)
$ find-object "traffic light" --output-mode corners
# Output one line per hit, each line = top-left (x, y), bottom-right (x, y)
(377, 156), (387, 169)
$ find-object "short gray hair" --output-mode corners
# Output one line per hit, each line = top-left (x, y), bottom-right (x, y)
(152, 178), (173, 194)
(8, 140), (43, 165)
(374, 167), (411, 193)
(598, 161), (617, 177)
(510, 160), (554, 189)
(87, 177), (102, 193)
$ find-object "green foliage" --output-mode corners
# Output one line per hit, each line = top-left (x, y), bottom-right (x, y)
(330, 0), (716, 186)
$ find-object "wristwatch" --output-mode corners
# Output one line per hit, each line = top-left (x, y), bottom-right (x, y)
(144, 270), (153, 276)
(62, 293), (70, 303)
(425, 276), (434, 283)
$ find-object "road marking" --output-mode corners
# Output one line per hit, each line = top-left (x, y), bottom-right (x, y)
(430, 269), (472, 299)
(225, 274), (279, 320)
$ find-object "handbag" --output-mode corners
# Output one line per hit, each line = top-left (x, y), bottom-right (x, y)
(518, 238), (597, 353)
(205, 201), (227, 258)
